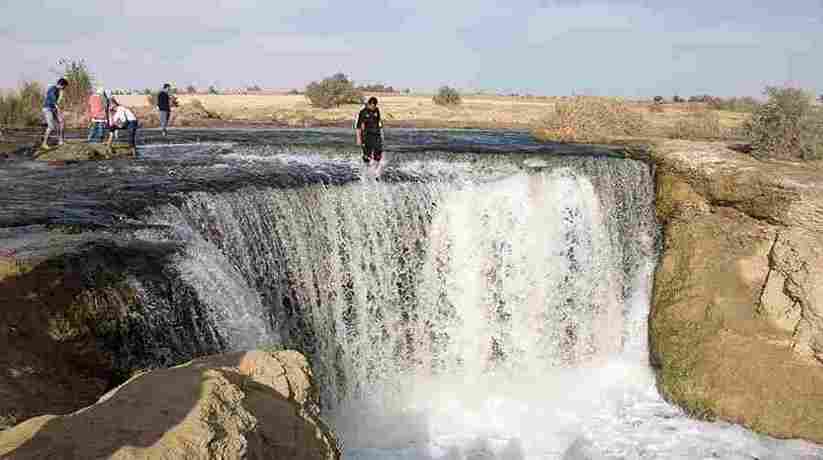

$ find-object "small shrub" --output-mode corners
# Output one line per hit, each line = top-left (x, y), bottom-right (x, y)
(0, 412), (18, 431)
(744, 86), (823, 160)
(184, 99), (220, 119)
(186, 85), (197, 94)
(358, 83), (395, 93)
(668, 110), (724, 140)
(688, 94), (715, 104)
(304, 73), (363, 108)
(673, 95), (685, 103)
(536, 97), (649, 142)
(433, 86), (461, 106)
(208, 85), (220, 95)
(246, 84), (262, 92)
(0, 81), (45, 128)
(56, 58), (94, 110)
(653, 96), (664, 104)
(287, 89), (301, 95)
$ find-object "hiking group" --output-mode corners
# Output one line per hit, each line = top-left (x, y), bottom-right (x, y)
(41, 79), (175, 157)
(42, 77), (386, 169)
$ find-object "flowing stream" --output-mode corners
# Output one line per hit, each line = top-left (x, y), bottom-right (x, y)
(2, 129), (821, 459)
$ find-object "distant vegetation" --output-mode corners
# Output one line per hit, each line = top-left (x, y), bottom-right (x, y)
(208, 85), (220, 95)
(744, 86), (823, 160)
(304, 73), (363, 108)
(536, 97), (648, 142)
(0, 81), (44, 128)
(246, 84), (262, 92)
(186, 85), (197, 94)
(433, 86), (462, 106)
(56, 59), (94, 110)
(357, 83), (396, 93)
(708, 96), (760, 113)
(682, 94), (760, 112)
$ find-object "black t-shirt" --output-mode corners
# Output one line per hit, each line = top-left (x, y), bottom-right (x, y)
(357, 107), (381, 134)
(157, 91), (171, 112)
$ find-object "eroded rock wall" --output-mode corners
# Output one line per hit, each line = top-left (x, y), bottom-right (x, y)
(649, 140), (823, 441)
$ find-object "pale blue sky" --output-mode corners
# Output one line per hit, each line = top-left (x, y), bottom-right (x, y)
(2, 0), (821, 97)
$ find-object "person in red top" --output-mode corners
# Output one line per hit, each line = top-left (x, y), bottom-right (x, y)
(86, 87), (110, 143)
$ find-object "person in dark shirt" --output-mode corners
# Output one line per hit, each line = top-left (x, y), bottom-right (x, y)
(356, 96), (384, 172)
(157, 83), (172, 136)
(41, 78), (68, 149)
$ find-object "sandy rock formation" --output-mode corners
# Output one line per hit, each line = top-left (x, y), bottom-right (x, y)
(0, 350), (340, 459)
(649, 140), (823, 442)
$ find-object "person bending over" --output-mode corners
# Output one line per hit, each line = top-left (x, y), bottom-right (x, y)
(107, 100), (140, 156)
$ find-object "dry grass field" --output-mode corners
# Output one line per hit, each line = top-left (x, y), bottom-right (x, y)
(115, 93), (751, 138)
(116, 93), (559, 128)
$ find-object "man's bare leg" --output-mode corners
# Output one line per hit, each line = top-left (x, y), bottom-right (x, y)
(41, 125), (52, 149)
(57, 115), (65, 145)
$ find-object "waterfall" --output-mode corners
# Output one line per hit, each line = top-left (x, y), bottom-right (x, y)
(133, 154), (823, 459)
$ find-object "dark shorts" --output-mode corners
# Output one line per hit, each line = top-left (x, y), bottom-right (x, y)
(362, 134), (383, 163)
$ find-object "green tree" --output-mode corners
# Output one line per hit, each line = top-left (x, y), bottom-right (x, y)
(55, 58), (94, 110)
(744, 86), (823, 160)
(304, 73), (363, 108)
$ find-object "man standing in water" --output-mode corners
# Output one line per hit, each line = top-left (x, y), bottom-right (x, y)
(157, 83), (173, 136)
(356, 96), (384, 174)
(41, 78), (68, 149)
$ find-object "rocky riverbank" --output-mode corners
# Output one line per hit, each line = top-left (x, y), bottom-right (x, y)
(647, 140), (823, 442)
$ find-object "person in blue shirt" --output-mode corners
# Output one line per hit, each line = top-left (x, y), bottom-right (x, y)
(41, 78), (68, 149)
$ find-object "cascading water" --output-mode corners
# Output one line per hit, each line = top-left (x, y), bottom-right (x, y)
(134, 150), (823, 459)
(5, 130), (822, 457)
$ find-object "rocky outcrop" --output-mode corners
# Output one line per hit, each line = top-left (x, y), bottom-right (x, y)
(649, 140), (823, 442)
(34, 142), (134, 162)
(0, 350), (340, 459)
(0, 239), (228, 430)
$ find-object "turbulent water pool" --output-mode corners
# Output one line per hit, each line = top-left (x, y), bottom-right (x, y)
(2, 128), (822, 459)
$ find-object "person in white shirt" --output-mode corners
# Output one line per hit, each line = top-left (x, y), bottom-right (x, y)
(106, 99), (140, 156)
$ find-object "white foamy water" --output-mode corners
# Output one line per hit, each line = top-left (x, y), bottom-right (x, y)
(144, 156), (823, 459)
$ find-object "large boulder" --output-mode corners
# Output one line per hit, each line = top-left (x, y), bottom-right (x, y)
(649, 140), (823, 442)
(0, 350), (341, 459)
